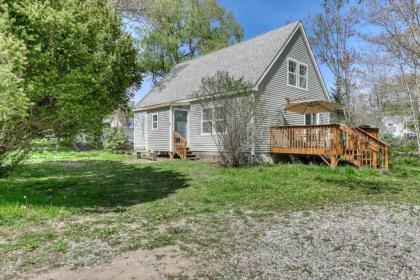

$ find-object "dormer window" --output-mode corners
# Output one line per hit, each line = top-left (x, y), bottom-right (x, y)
(288, 58), (308, 90)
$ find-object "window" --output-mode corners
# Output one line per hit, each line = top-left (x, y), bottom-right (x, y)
(305, 113), (318, 125)
(201, 106), (226, 134)
(288, 58), (308, 90)
(299, 64), (308, 89)
(288, 59), (297, 87)
(201, 108), (213, 134)
(152, 113), (158, 129)
(213, 106), (226, 133)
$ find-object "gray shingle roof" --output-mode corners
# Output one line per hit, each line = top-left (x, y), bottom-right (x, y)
(136, 21), (300, 109)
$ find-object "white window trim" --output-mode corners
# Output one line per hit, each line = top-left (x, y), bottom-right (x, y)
(201, 107), (213, 135)
(213, 106), (227, 134)
(304, 113), (320, 125)
(152, 113), (158, 130)
(201, 106), (227, 135)
(287, 58), (298, 88)
(298, 62), (308, 90)
(287, 57), (308, 91)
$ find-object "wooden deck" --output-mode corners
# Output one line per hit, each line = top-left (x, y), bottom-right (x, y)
(270, 124), (389, 169)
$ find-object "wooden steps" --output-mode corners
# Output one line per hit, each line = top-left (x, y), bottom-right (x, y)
(171, 132), (198, 160)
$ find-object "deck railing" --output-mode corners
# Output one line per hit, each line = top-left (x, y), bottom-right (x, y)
(270, 124), (389, 169)
(270, 124), (342, 155)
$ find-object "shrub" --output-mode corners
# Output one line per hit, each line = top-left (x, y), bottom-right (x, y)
(193, 71), (265, 166)
(103, 127), (130, 152)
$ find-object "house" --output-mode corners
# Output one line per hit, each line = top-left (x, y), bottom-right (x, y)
(134, 21), (389, 168)
(134, 22), (329, 159)
(106, 113), (135, 144)
(382, 115), (415, 138)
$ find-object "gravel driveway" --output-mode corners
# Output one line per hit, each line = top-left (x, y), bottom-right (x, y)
(23, 204), (420, 280)
(206, 205), (419, 280)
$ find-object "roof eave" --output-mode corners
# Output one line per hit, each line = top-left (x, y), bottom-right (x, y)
(254, 22), (301, 91)
(134, 100), (193, 111)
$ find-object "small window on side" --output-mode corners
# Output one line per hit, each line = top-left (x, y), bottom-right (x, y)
(152, 113), (158, 129)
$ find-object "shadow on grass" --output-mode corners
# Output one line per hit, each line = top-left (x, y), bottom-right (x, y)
(0, 160), (189, 210)
(314, 174), (401, 195)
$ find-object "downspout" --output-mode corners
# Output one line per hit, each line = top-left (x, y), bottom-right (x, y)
(169, 105), (173, 153)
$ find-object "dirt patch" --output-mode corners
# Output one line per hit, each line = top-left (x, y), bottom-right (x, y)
(31, 245), (200, 280)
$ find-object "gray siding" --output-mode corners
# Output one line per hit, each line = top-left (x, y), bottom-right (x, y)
(147, 107), (171, 151)
(256, 29), (329, 153)
(134, 28), (329, 155)
(134, 111), (146, 151)
(188, 103), (218, 152)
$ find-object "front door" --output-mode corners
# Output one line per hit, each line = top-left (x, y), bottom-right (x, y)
(174, 110), (188, 139)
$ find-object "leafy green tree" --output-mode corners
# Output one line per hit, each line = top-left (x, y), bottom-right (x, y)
(0, 0), (142, 174)
(139, 0), (243, 83)
(0, 14), (30, 175)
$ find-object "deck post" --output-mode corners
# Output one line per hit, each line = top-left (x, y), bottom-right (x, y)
(372, 150), (377, 168)
(330, 155), (338, 168)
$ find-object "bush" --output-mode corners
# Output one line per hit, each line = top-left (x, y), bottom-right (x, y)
(381, 133), (416, 150)
(193, 71), (264, 166)
(103, 127), (131, 152)
(0, 149), (29, 178)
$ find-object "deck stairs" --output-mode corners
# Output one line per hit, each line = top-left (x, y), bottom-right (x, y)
(171, 131), (198, 160)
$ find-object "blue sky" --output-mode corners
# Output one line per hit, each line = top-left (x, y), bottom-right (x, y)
(134, 0), (332, 102)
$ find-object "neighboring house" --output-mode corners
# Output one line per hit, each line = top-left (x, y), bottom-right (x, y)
(107, 116), (135, 144)
(382, 115), (415, 138)
(134, 21), (330, 161)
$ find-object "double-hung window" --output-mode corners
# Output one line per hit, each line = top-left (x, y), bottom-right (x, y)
(288, 59), (297, 87)
(152, 113), (158, 129)
(201, 106), (226, 134)
(201, 108), (213, 134)
(213, 106), (226, 133)
(299, 64), (308, 89)
(288, 58), (308, 90)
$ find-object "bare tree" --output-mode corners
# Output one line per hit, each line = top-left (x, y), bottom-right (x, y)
(107, 0), (149, 19)
(356, 50), (395, 128)
(306, 0), (359, 124)
(360, 0), (420, 154)
(193, 72), (264, 166)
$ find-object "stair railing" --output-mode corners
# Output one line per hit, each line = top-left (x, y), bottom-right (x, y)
(339, 126), (389, 169)
(172, 131), (188, 159)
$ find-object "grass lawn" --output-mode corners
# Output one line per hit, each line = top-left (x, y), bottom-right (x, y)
(0, 151), (419, 278)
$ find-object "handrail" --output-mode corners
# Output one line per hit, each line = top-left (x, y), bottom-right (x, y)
(271, 124), (341, 129)
(172, 131), (188, 159)
(353, 127), (388, 147)
(270, 124), (389, 169)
